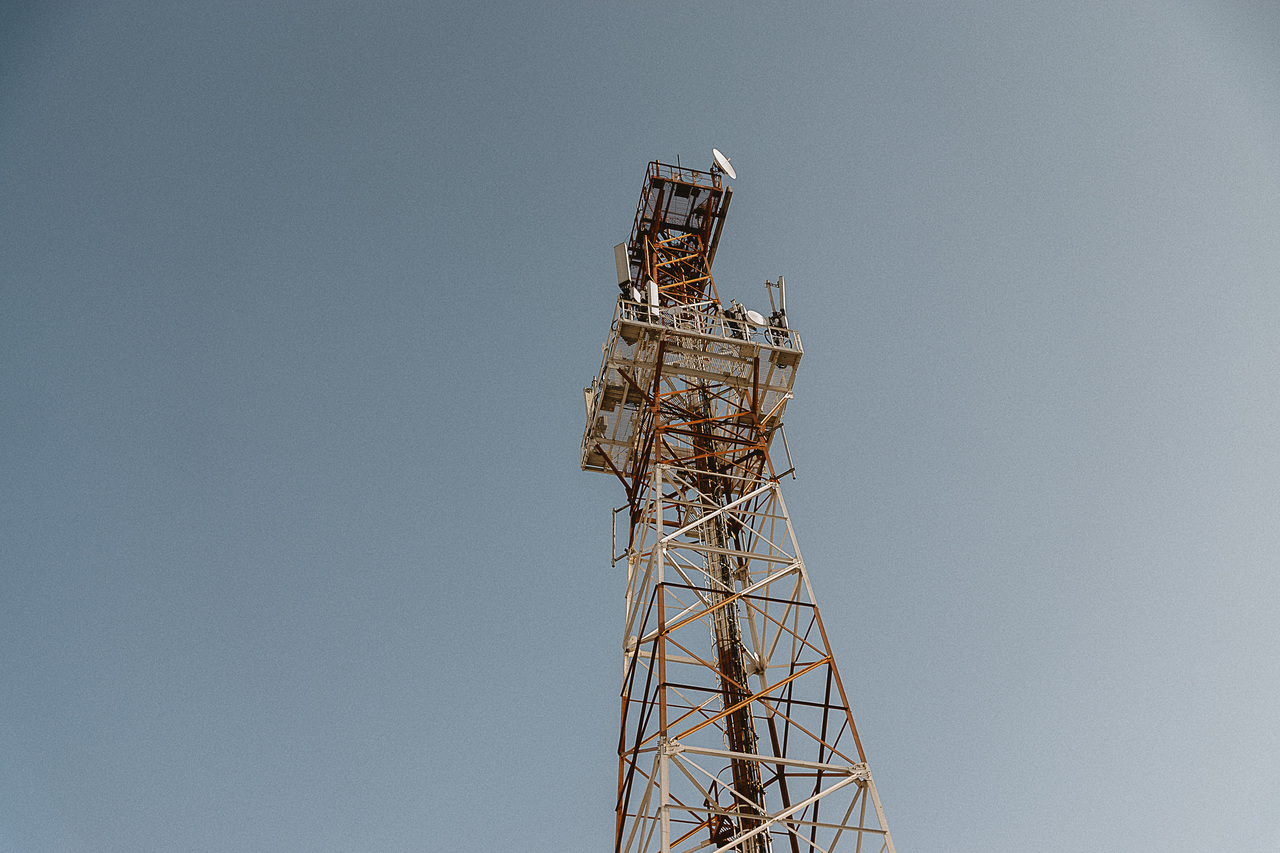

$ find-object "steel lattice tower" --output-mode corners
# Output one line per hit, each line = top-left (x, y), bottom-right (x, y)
(582, 156), (895, 853)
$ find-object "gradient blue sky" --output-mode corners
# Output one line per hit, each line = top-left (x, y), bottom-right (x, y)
(3, 2), (1279, 850)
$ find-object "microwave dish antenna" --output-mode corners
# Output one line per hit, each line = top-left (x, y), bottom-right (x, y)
(712, 148), (737, 180)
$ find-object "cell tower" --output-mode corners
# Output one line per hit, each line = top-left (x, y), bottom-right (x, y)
(581, 151), (896, 853)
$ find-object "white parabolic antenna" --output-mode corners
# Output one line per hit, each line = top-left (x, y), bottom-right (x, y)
(745, 309), (766, 327)
(712, 148), (736, 180)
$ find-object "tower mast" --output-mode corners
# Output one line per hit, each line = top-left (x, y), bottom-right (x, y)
(583, 154), (895, 853)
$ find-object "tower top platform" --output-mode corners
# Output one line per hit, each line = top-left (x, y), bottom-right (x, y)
(620, 161), (733, 298)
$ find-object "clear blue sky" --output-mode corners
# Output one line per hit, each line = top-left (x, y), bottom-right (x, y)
(3, 2), (1279, 850)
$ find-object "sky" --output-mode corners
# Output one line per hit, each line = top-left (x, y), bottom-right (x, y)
(3, 1), (1279, 850)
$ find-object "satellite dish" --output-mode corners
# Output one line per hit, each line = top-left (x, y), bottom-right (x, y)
(712, 148), (736, 180)
(745, 309), (766, 327)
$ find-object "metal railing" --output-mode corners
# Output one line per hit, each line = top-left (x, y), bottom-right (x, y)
(614, 298), (801, 352)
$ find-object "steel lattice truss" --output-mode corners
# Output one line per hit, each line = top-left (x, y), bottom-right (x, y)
(583, 159), (894, 853)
